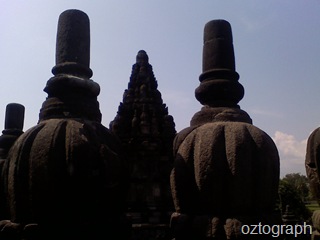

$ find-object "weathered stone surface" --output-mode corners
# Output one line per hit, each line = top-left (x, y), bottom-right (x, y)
(190, 106), (252, 126)
(53, 9), (92, 78)
(170, 19), (281, 240)
(202, 20), (236, 73)
(6, 119), (127, 223)
(306, 128), (320, 204)
(1, 9), (128, 239)
(171, 122), (279, 216)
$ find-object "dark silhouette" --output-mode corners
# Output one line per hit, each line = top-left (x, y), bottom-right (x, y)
(110, 50), (176, 239)
(0, 10), (129, 240)
(0, 103), (24, 221)
(306, 126), (320, 238)
(170, 20), (281, 240)
(0, 10), (291, 240)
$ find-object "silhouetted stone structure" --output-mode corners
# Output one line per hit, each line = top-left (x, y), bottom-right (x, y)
(0, 103), (24, 220)
(0, 10), (128, 240)
(0, 103), (24, 160)
(110, 50), (176, 239)
(170, 20), (281, 240)
(306, 130), (320, 204)
(306, 128), (320, 239)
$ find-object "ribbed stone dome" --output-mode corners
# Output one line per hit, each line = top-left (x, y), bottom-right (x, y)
(6, 119), (126, 224)
(171, 121), (279, 215)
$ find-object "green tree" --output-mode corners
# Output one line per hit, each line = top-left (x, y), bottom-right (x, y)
(279, 173), (312, 222)
(281, 173), (310, 202)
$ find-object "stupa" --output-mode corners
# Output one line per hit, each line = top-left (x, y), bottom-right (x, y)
(0, 103), (24, 220)
(170, 20), (281, 240)
(0, 10), (129, 240)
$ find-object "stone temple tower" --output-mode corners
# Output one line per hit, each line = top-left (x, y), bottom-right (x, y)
(110, 50), (176, 239)
(0, 10), (128, 240)
(170, 20), (281, 240)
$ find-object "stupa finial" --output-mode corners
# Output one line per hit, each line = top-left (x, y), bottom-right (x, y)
(4, 103), (25, 132)
(195, 19), (244, 108)
(0, 103), (24, 159)
(52, 9), (92, 78)
(40, 9), (101, 122)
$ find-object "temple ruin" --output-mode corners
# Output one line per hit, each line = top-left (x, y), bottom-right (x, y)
(0, 8), (308, 240)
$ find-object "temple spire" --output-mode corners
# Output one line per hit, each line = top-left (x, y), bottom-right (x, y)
(110, 50), (176, 239)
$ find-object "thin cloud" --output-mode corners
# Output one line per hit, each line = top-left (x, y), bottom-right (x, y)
(272, 131), (307, 177)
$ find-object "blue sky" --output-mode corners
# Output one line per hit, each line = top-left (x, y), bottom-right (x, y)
(1, 0), (320, 177)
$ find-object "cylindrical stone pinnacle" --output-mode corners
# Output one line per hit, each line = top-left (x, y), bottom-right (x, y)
(52, 9), (92, 78)
(200, 19), (239, 82)
(41, 10), (101, 122)
(195, 19), (244, 107)
(56, 9), (90, 66)
(4, 103), (25, 131)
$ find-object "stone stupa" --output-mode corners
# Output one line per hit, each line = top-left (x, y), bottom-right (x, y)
(170, 19), (281, 240)
(0, 9), (129, 240)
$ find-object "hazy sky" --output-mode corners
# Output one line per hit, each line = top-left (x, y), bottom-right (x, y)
(1, 1), (320, 177)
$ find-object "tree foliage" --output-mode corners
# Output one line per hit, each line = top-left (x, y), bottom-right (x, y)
(278, 173), (312, 222)
(281, 173), (311, 202)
